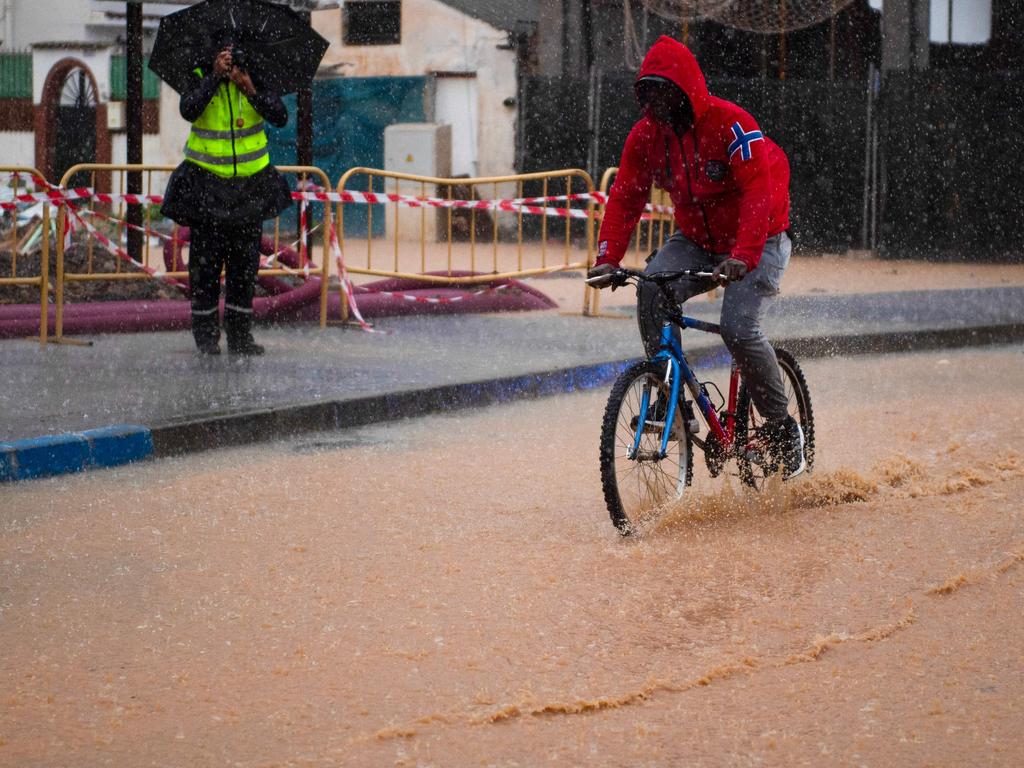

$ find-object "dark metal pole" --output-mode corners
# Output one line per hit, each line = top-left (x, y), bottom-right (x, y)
(295, 10), (314, 242)
(296, 10), (313, 167)
(581, 0), (594, 72)
(126, 1), (144, 262)
(561, 0), (570, 76)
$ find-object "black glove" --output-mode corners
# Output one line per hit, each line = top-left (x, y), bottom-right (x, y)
(586, 262), (616, 289)
(711, 257), (748, 283)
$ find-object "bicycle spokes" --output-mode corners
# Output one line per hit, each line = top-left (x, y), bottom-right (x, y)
(600, 362), (693, 533)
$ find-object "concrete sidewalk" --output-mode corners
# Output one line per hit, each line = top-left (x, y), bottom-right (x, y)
(1, 285), (1022, 478)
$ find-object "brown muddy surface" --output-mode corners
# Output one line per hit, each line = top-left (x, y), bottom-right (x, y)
(2, 345), (1023, 767)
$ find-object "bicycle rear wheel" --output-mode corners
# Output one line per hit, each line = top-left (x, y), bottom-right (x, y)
(735, 347), (815, 490)
(599, 360), (693, 534)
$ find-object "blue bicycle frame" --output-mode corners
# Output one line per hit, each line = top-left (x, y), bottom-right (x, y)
(629, 314), (731, 460)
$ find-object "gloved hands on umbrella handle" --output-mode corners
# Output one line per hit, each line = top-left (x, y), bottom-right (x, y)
(230, 67), (256, 97)
(213, 49), (233, 80)
(712, 258), (748, 283)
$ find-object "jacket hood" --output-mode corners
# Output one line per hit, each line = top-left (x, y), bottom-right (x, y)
(637, 36), (711, 119)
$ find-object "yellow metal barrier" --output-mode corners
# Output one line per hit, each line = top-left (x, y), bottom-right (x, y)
(54, 163), (332, 342)
(0, 166), (52, 346)
(333, 167), (595, 319)
(583, 166), (677, 317)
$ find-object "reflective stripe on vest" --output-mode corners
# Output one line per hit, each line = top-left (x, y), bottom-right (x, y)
(190, 121), (265, 141)
(184, 145), (269, 166)
(185, 79), (270, 178)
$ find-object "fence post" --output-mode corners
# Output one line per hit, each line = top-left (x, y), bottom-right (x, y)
(38, 203), (50, 347)
(55, 202), (66, 342)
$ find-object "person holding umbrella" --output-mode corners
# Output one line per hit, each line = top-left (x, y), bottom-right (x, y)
(159, 33), (291, 356)
(151, 0), (329, 355)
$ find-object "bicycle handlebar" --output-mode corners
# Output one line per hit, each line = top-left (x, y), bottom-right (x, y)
(585, 267), (719, 288)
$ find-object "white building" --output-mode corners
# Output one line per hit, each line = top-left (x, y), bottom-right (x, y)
(0, 0), (532, 186)
(311, 0), (532, 178)
(0, 0), (189, 183)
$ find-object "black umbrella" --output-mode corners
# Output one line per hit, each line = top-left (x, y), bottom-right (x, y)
(148, 0), (329, 96)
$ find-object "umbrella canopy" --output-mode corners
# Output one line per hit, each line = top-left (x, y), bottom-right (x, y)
(148, 0), (329, 96)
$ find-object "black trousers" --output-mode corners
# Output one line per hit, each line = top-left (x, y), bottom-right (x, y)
(188, 221), (262, 346)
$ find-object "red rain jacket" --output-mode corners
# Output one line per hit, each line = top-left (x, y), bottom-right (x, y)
(596, 36), (791, 271)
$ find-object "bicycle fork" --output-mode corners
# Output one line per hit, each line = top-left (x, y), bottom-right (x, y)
(630, 359), (731, 464)
(629, 358), (684, 462)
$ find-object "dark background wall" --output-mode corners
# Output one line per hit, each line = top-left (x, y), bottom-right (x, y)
(520, 72), (869, 253)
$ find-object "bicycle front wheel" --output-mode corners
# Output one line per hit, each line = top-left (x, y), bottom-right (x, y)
(599, 361), (693, 535)
(736, 347), (815, 490)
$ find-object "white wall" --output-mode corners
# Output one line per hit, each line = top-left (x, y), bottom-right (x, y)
(0, 131), (35, 167)
(151, 81), (190, 167)
(868, 0), (992, 43)
(2, 0), (176, 50)
(3, 0), (92, 49)
(312, 0), (518, 178)
(929, 0), (991, 43)
(435, 76), (479, 176)
(111, 133), (170, 166)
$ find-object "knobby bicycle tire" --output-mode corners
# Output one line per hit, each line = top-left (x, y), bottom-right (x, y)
(599, 360), (693, 535)
(735, 347), (815, 489)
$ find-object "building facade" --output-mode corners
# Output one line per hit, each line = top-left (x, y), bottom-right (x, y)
(310, 0), (526, 178)
(0, 0), (533, 185)
(0, 0), (187, 183)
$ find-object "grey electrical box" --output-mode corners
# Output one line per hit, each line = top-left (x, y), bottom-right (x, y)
(383, 123), (453, 242)
(384, 123), (452, 178)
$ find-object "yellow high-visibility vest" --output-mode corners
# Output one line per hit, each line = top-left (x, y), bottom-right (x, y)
(184, 71), (270, 178)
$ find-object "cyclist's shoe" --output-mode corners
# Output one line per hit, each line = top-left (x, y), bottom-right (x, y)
(768, 415), (806, 481)
(630, 395), (687, 439)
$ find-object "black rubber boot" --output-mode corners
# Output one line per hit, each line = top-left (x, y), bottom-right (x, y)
(225, 309), (264, 356)
(192, 312), (221, 355)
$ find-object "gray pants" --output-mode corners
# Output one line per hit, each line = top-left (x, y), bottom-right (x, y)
(638, 230), (792, 423)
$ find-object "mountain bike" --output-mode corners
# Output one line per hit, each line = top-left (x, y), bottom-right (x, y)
(587, 268), (814, 534)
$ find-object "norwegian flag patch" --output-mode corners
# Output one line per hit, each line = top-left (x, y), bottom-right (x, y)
(728, 122), (764, 161)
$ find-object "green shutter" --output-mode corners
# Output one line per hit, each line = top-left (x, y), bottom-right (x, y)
(0, 53), (32, 99)
(110, 56), (161, 100)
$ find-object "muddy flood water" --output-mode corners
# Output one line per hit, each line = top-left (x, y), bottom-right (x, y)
(2, 345), (1023, 767)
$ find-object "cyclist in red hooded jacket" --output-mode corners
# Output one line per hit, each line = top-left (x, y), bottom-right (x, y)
(587, 35), (805, 479)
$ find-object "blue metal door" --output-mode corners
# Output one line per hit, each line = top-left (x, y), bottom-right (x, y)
(267, 76), (427, 237)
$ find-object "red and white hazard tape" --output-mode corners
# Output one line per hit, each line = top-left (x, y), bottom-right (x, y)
(293, 189), (595, 219)
(3, 188), (156, 206)
(81, 209), (182, 245)
(327, 218), (378, 333)
(81, 207), (323, 267)
(351, 282), (511, 305)
(1, 187), (674, 220)
(64, 205), (173, 282)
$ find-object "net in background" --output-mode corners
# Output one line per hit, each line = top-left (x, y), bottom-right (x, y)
(643, 0), (858, 33)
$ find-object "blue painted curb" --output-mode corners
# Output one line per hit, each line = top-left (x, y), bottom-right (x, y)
(0, 445), (16, 483)
(82, 425), (155, 469)
(0, 433), (90, 481)
(0, 425), (153, 483)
